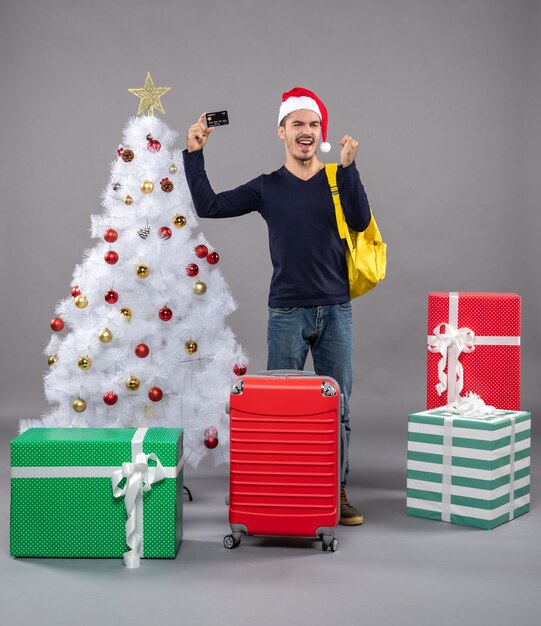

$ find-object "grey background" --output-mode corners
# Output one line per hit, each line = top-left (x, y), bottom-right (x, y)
(0, 1), (540, 625)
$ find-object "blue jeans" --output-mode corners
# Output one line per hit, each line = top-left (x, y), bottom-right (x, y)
(267, 303), (353, 487)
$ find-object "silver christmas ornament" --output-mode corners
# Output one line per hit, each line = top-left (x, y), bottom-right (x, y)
(138, 225), (151, 239)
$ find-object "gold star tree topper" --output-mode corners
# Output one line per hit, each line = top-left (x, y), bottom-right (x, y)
(128, 72), (171, 116)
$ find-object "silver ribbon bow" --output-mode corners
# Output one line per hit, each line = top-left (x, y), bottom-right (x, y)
(111, 452), (166, 569)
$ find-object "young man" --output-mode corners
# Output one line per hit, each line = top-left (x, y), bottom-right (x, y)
(183, 87), (371, 525)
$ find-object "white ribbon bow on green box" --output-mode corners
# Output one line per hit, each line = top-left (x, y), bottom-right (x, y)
(111, 427), (182, 568)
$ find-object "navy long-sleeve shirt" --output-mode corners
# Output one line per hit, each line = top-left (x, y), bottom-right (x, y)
(183, 149), (371, 307)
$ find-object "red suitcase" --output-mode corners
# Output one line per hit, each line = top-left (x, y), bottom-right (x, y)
(224, 371), (344, 552)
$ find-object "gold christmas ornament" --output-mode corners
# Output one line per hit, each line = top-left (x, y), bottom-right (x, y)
(74, 294), (88, 309)
(140, 180), (154, 194)
(193, 280), (207, 295)
(72, 398), (87, 413)
(173, 214), (187, 228)
(77, 355), (92, 370)
(184, 340), (198, 355)
(124, 195), (134, 205)
(136, 264), (150, 279)
(120, 307), (133, 320)
(128, 72), (171, 117)
(169, 163), (178, 174)
(126, 375), (141, 391)
(48, 354), (59, 367)
(98, 327), (113, 343)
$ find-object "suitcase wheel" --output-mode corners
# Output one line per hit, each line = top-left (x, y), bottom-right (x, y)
(223, 534), (241, 550)
(321, 536), (338, 552)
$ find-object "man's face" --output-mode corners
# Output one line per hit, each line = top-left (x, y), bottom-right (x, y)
(278, 109), (322, 162)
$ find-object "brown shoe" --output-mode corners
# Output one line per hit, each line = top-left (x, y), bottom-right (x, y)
(339, 487), (364, 526)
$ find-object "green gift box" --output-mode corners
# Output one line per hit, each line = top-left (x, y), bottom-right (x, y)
(10, 427), (183, 566)
(407, 408), (531, 529)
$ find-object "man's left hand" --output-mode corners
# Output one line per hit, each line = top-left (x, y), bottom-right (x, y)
(339, 134), (359, 168)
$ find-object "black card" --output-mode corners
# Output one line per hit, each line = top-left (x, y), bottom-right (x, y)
(206, 111), (229, 127)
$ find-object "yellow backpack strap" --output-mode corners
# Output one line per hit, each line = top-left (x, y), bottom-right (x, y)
(325, 163), (353, 250)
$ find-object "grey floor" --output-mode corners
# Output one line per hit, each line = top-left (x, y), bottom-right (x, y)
(1, 420), (539, 626)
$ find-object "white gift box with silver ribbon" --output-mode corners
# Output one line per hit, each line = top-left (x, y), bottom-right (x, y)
(407, 407), (531, 529)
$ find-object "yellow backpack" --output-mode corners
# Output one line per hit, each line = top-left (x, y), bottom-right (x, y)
(326, 163), (387, 299)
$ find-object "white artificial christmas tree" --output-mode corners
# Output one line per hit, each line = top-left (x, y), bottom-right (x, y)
(26, 74), (248, 467)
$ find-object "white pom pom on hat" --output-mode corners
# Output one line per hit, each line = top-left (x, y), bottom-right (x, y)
(278, 87), (331, 153)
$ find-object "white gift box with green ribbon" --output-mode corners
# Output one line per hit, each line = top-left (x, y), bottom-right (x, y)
(10, 427), (183, 566)
(407, 408), (531, 529)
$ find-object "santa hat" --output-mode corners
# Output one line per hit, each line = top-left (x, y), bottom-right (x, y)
(278, 87), (331, 153)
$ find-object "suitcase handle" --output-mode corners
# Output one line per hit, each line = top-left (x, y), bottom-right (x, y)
(257, 369), (316, 377)
(340, 423), (347, 483)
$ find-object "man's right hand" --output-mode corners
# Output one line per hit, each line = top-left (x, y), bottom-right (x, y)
(187, 113), (214, 152)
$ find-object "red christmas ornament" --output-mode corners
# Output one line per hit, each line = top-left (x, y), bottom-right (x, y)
(135, 343), (150, 358)
(195, 244), (209, 259)
(147, 139), (161, 153)
(116, 147), (124, 156)
(206, 251), (220, 265)
(185, 263), (199, 277)
(103, 391), (118, 406)
(103, 228), (118, 243)
(50, 317), (64, 332)
(233, 363), (247, 376)
(159, 307), (173, 321)
(204, 426), (219, 449)
(104, 289), (119, 304)
(158, 226), (172, 240)
(104, 250), (119, 265)
(148, 386), (164, 402)
(71, 285), (81, 297)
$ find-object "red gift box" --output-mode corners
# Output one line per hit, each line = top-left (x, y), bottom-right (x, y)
(427, 292), (521, 410)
